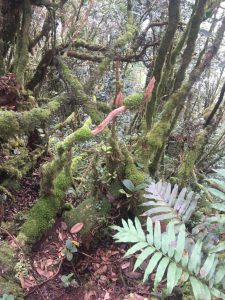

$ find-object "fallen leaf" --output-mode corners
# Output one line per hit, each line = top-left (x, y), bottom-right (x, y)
(61, 221), (68, 230)
(36, 267), (54, 278)
(121, 261), (130, 269)
(70, 223), (84, 234)
(124, 271), (142, 279)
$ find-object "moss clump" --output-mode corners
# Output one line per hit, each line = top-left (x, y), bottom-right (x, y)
(177, 130), (206, 186)
(58, 59), (102, 124)
(123, 93), (143, 110)
(0, 111), (20, 139)
(109, 180), (123, 198)
(18, 171), (71, 244)
(125, 160), (145, 186)
(57, 124), (92, 156)
(63, 197), (111, 239)
(0, 242), (23, 298)
(98, 57), (110, 73)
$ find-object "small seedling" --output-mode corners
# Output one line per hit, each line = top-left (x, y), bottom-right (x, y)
(0, 294), (14, 300)
(62, 239), (78, 261)
(61, 273), (78, 287)
(120, 179), (148, 197)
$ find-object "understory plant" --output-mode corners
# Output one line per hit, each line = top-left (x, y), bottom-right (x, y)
(112, 217), (225, 300)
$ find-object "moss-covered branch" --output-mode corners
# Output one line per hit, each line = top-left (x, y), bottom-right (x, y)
(173, 0), (207, 91)
(146, 0), (180, 129)
(13, 0), (32, 84)
(0, 95), (66, 140)
(142, 16), (225, 175)
(57, 58), (103, 124)
(177, 129), (207, 186)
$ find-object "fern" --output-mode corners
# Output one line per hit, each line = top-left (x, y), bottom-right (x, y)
(142, 181), (198, 224)
(112, 217), (225, 300)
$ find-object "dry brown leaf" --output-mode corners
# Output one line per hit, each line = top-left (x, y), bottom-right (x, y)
(70, 222), (84, 234)
(121, 261), (130, 269)
(61, 221), (68, 230)
(36, 267), (54, 278)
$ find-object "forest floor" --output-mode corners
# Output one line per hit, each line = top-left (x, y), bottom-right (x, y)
(1, 169), (183, 300)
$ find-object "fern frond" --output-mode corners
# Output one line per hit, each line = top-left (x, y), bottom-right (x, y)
(142, 181), (198, 224)
(112, 217), (225, 300)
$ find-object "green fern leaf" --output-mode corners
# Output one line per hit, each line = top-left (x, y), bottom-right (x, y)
(146, 217), (153, 244)
(175, 224), (186, 263)
(134, 217), (146, 241)
(167, 221), (176, 258)
(143, 252), (163, 282)
(124, 241), (149, 257)
(214, 265), (225, 285)
(166, 262), (178, 294)
(200, 253), (216, 278)
(154, 257), (170, 290)
(154, 221), (161, 250)
(188, 240), (202, 275)
(142, 181), (198, 224)
(112, 218), (225, 299)
(133, 247), (155, 271)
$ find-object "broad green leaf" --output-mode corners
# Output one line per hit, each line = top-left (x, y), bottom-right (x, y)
(175, 224), (185, 263)
(122, 219), (129, 231)
(146, 217), (153, 245)
(211, 288), (225, 300)
(182, 197), (198, 223)
(167, 222), (176, 258)
(211, 203), (225, 212)
(169, 184), (178, 206)
(122, 179), (135, 192)
(200, 253), (215, 278)
(166, 262), (177, 294)
(213, 168), (225, 178)
(151, 212), (177, 222)
(190, 276), (204, 300)
(134, 217), (146, 241)
(209, 241), (225, 253)
(154, 221), (161, 250)
(133, 246), (155, 271)
(161, 232), (169, 254)
(208, 187), (225, 200)
(174, 266), (183, 286)
(202, 283), (211, 300)
(143, 252), (163, 282)
(144, 206), (172, 215)
(128, 219), (138, 236)
(188, 240), (202, 275)
(214, 265), (225, 285)
(209, 178), (225, 190)
(124, 242), (149, 257)
(181, 250), (189, 268)
(174, 188), (187, 211)
(206, 257), (218, 283)
(154, 257), (170, 290)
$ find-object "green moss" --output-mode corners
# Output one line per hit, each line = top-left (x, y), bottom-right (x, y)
(125, 160), (145, 186)
(0, 95), (65, 140)
(109, 180), (123, 198)
(63, 197), (111, 238)
(57, 125), (92, 155)
(177, 130), (206, 185)
(18, 170), (71, 244)
(98, 57), (110, 73)
(123, 93), (143, 110)
(0, 111), (20, 139)
(58, 59), (102, 124)
(0, 242), (23, 298)
(177, 130), (207, 186)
